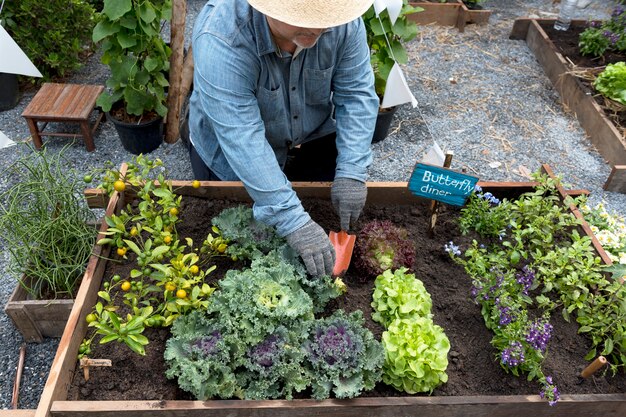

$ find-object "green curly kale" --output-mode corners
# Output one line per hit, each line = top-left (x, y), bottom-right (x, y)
(212, 205), (285, 260)
(303, 310), (384, 399)
(371, 268), (433, 327)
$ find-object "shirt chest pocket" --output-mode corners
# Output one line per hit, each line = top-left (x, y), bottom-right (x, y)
(256, 85), (289, 146)
(304, 66), (333, 105)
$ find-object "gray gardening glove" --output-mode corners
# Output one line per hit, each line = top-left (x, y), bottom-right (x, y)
(331, 177), (367, 231)
(286, 220), (336, 277)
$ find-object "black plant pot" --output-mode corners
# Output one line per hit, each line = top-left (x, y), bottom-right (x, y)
(108, 112), (163, 155)
(0, 73), (20, 111)
(371, 106), (399, 144)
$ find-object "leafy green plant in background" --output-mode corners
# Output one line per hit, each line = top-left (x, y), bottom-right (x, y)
(362, 1), (422, 98)
(1, 0), (95, 82)
(354, 219), (416, 280)
(579, 6), (626, 57)
(93, 0), (172, 118)
(594, 62), (626, 106)
(0, 146), (97, 298)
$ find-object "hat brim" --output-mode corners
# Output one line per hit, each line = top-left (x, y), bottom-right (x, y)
(248, 0), (374, 29)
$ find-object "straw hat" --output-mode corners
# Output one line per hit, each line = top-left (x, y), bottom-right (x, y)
(247, 0), (374, 29)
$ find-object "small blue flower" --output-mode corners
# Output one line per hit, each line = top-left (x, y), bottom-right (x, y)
(444, 241), (461, 256)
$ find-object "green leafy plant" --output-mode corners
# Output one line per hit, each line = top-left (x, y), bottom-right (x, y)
(1, 1), (95, 81)
(594, 62), (626, 106)
(0, 146), (97, 298)
(579, 7), (626, 58)
(354, 219), (416, 280)
(92, 0), (172, 119)
(371, 267), (432, 327)
(381, 316), (450, 394)
(362, 1), (422, 98)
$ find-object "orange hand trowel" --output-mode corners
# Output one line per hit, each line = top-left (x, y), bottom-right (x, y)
(329, 230), (356, 277)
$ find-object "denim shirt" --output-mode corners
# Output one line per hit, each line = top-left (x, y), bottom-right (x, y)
(189, 0), (379, 236)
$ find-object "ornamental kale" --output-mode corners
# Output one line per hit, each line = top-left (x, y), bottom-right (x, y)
(207, 252), (315, 345)
(354, 220), (416, 280)
(303, 310), (384, 400)
(211, 205), (285, 260)
(371, 268), (433, 327)
(382, 316), (450, 394)
(237, 326), (311, 400)
(164, 311), (240, 400)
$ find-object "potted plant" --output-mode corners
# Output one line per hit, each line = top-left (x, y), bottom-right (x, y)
(92, 0), (172, 154)
(363, 1), (422, 143)
(0, 146), (97, 342)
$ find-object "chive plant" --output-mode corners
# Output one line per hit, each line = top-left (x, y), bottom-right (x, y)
(0, 146), (96, 299)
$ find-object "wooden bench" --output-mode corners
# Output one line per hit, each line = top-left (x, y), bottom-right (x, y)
(21, 83), (105, 152)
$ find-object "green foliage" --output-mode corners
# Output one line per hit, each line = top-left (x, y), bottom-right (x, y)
(2, 1), (95, 81)
(303, 309), (384, 400)
(93, 0), (172, 117)
(362, 1), (422, 98)
(165, 252), (336, 400)
(579, 8), (626, 58)
(382, 316), (450, 394)
(354, 219), (416, 280)
(211, 206), (286, 261)
(594, 62), (626, 105)
(0, 146), (97, 298)
(371, 268), (432, 327)
(459, 186), (508, 237)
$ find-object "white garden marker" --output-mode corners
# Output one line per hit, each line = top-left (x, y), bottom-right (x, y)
(0, 25), (42, 77)
(0, 130), (15, 149)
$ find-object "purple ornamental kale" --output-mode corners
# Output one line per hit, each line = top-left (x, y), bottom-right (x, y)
(308, 322), (360, 368)
(193, 331), (222, 357)
(248, 334), (282, 368)
(515, 266), (535, 295)
(501, 341), (525, 367)
(525, 319), (553, 353)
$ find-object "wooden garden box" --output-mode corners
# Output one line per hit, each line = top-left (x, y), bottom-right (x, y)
(4, 277), (74, 343)
(408, 1), (491, 32)
(510, 18), (626, 193)
(33, 165), (625, 417)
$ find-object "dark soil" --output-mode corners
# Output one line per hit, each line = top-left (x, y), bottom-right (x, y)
(540, 21), (626, 131)
(68, 195), (626, 402)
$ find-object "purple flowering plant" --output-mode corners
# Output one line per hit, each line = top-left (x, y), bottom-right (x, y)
(580, 7), (626, 57)
(458, 185), (509, 238)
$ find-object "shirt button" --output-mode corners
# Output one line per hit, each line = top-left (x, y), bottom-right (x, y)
(291, 86), (296, 91)
(293, 115), (298, 120)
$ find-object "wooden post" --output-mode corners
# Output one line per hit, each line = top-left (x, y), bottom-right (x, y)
(581, 356), (608, 378)
(165, 0), (187, 143)
(11, 344), (27, 409)
(427, 151), (454, 237)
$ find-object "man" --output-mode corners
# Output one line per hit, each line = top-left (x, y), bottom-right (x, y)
(188, 0), (379, 277)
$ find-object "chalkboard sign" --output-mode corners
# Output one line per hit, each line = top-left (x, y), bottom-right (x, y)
(408, 163), (479, 206)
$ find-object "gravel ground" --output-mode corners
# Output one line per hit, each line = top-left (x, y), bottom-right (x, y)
(0, 0), (624, 410)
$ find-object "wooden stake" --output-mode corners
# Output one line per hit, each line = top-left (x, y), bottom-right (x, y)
(80, 358), (112, 382)
(581, 356), (608, 378)
(11, 344), (26, 409)
(165, 0), (187, 143)
(427, 151), (454, 237)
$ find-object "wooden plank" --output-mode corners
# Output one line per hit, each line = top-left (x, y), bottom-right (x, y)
(541, 164), (614, 266)
(35, 167), (127, 417)
(0, 411), (36, 417)
(521, 20), (626, 168)
(5, 304), (42, 343)
(604, 165), (626, 193)
(407, 1), (491, 31)
(49, 394), (626, 417)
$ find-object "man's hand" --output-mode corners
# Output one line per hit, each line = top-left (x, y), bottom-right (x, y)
(286, 220), (335, 277)
(331, 177), (367, 231)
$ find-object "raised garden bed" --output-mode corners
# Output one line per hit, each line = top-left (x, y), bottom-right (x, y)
(31, 164), (626, 417)
(509, 18), (626, 193)
(408, 1), (491, 33)
(4, 276), (74, 343)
